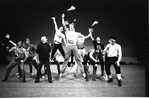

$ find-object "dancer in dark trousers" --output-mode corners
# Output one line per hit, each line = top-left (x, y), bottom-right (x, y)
(50, 42), (61, 76)
(89, 28), (105, 80)
(84, 46), (104, 81)
(22, 38), (43, 78)
(103, 36), (122, 86)
(1, 40), (26, 82)
(51, 17), (67, 60)
(35, 36), (52, 83)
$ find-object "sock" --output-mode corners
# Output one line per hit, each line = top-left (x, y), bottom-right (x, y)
(117, 74), (122, 80)
(108, 75), (112, 78)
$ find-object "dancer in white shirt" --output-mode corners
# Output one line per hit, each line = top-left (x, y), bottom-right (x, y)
(51, 17), (67, 61)
(103, 36), (122, 86)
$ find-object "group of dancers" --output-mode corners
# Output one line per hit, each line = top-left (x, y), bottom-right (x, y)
(1, 13), (123, 87)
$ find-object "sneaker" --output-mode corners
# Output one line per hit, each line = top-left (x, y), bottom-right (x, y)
(35, 80), (39, 83)
(118, 79), (122, 86)
(1, 78), (8, 82)
(41, 76), (45, 79)
(70, 63), (73, 70)
(101, 76), (106, 80)
(30, 73), (34, 75)
(92, 77), (97, 81)
(16, 73), (19, 75)
(59, 73), (63, 78)
(107, 78), (113, 82)
(23, 80), (26, 83)
(48, 80), (53, 83)
(83, 73), (86, 78)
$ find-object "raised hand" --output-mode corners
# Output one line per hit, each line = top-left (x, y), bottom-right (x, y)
(89, 28), (93, 33)
(51, 17), (56, 20)
(5, 34), (10, 39)
(61, 13), (65, 18)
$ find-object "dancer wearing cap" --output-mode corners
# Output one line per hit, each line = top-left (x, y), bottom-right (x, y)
(103, 36), (122, 86)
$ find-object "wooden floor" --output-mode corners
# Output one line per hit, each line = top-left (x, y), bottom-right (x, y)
(0, 63), (146, 97)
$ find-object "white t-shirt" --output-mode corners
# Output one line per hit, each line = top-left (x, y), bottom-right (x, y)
(76, 34), (85, 48)
(104, 43), (122, 57)
(66, 31), (80, 45)
(54, 30), (65, 44)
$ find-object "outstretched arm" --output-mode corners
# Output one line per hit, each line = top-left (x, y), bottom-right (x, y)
(51, 17), (58, 31)
(63, 36), (68, 46)
(84, 32), (91, 39)
(89, 49), (97, 62)
(88, 28), (94, 41)
(61, 13), (68, 32)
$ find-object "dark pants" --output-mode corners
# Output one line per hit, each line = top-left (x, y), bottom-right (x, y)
(53, 57), (60, 75)
(4, 58), (25, 82)
(51, 43), (65, 59)
(84, 53), (105, 80)
(105, 57), (121, 76)
(35, 60), (52, 82)
(24, 57), (42, 76)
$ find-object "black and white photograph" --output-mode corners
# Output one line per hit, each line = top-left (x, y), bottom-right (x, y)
(0, 0), (148, 97)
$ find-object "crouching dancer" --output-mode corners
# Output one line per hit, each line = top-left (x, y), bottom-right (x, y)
(84, 45), (104, 81)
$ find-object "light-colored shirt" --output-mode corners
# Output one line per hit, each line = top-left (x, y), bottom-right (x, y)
(54, 30), (65, 44)
(104, 43), (122, 59)
(9, 46), (26, 59)
(66, 31), (80, 45)
(76, 34), (85, 48)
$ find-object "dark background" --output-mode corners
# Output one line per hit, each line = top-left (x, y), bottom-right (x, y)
(0, 0), (147, 63)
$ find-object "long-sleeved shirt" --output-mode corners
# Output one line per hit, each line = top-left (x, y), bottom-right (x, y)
(36, 42), (51, 60)
(9, 46), (26, 60)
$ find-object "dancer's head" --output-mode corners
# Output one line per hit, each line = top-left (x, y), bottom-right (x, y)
(64, 21), (69, 25)
(25, 38), (31, 44)
(96, 37), (100, 43)
(59, 26), (63, 32)
(69, 22), (75, 31)
(17, 40), (23, 47)
(109, 36), (117, 44)
(41, 36), (47, 43)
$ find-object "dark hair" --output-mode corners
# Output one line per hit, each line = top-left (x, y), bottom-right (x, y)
(109, 36), (117, 41)
(16, 40), (23, 46)
(26, 38), (31, 42)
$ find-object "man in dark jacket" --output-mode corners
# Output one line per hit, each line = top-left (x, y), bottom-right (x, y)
(35, 36), (52, 83)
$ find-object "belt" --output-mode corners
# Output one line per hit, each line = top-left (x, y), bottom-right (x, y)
(54, 40), (61, 44)
(78, 47), (85, 49)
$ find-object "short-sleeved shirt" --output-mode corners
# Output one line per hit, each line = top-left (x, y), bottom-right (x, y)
(76, 34), (85, 49)
(36, 42), (51, 60)
(104, 43), (122, 57)
(54, 30), (65, 44)
(66, 31), (80, 45)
